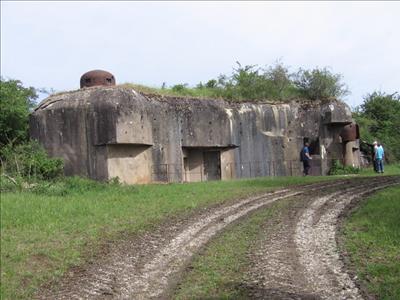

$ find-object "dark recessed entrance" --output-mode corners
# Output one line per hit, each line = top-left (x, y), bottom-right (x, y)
(203, 151), (221, 181)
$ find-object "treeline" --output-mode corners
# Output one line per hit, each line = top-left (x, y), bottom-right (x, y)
(354, 91), (400, 163)
(127, 62), (350, 102)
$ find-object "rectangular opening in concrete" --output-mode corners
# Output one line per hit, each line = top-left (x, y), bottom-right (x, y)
(106, 144), (152, 184)
(182, 147), (222, 182)
(304, 137), (320, 155)
(309, 138), (320, 155)
(203, 151), (221, 181)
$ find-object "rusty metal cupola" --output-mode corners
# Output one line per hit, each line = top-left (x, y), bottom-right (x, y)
(80, 70), (116, 88)
(340, 123), (360, 142)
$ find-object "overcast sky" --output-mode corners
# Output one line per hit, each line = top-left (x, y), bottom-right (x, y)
(1, 1), (399, 108)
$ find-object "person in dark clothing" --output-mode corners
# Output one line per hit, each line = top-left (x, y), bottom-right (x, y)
(301, 142), (312, 176)
(362, 140), (379, 172)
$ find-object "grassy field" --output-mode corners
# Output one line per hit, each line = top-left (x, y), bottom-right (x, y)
(1, 165), (399, 299)
(1, 175), (330, 299)
(343, 185), (400, 299)
(358, 164), (400, 176)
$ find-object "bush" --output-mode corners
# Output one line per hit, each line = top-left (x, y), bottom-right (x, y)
(328, 159), (360, 175)
(294, 67), (349, 100)
(0, 174), (24, 192)
(204, 62), (296, 101)
(0, 140), (63, 181)
(171, 84), (189, 93)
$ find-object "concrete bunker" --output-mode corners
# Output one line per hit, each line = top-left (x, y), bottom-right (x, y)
(30, 75), (361, 184)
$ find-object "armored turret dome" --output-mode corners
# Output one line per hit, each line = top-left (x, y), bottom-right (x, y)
(80, 70), (116, 88)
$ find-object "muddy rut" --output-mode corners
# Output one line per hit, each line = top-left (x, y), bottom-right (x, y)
(38, 176), (400, 300)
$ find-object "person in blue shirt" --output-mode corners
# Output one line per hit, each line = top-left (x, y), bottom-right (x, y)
(375, 143), (385, 173)
(301, 142), (312, 176)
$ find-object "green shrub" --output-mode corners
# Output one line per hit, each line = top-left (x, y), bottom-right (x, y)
(0, 140), (63, 181)
(294, 67), (349, 100)
(329, 159), (360, 175)
(0, 174), (24, 192)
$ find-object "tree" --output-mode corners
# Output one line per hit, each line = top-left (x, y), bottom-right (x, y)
(354, 91), (400, 162)
(230, 62), (263, 99)
(294, 67), (349, 100)
(0, 78), (37, 146)
(264, 61), (292, 98)
(360, 91), (400, 125)
(205, 79), (217, 89)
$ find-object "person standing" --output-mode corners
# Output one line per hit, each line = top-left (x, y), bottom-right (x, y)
(301, 142), (312, 176)
(373, 141), (379, 172)
(362, 140), (379, 172)
(376, 143), (385, 173)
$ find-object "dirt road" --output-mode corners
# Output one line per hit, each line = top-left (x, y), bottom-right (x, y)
(38, 176), (399, 299)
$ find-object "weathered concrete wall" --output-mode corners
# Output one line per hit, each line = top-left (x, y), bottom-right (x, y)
(107, 144), (152, 184)
(30, 86), (358, 184)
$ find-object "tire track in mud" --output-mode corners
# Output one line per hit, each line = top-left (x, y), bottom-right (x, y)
(37, 177), (399, 299)
(245, 176), (399, 300)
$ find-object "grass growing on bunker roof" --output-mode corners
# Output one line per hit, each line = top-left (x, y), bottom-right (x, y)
(119, 82), (338, 104)
(119, 62), (350, 102)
